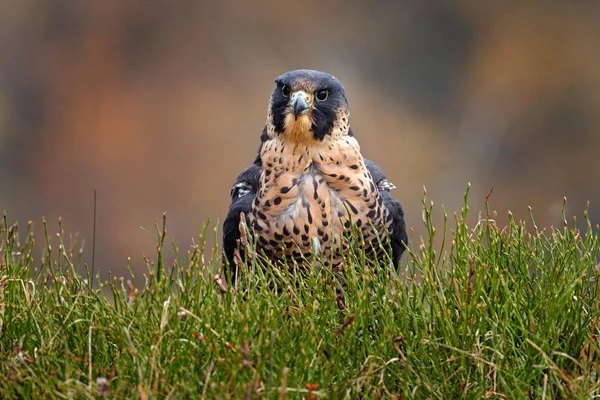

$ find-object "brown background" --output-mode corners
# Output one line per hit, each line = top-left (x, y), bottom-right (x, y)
(1, 1), (599, 278)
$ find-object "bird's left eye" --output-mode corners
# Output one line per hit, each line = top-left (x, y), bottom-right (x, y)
(316, 89), (328, 102)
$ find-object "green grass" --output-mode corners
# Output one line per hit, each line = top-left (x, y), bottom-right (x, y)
(1, 186), (600, 399)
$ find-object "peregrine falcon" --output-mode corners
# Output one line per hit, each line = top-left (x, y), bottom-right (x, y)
(223, 70), (407, 274)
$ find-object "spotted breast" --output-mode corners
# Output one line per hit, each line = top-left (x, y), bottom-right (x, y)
(249, 132), (389, 265)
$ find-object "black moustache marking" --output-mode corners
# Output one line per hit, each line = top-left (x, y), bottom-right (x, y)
(310, 106), (336, 140)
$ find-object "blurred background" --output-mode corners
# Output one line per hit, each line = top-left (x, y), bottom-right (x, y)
(1, 1), (599, 278)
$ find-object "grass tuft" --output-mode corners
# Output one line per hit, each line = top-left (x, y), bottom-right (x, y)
(1, 189), (600, 398)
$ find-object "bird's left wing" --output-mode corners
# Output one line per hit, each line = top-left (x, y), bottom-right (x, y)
(364, 158), (408, 266)
(223, 162), (262, 273)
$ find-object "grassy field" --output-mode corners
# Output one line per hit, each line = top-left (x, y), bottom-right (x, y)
(1, 187), (600, 399)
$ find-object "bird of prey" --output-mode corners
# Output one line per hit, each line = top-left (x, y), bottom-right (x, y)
(223, 69), (407, 274)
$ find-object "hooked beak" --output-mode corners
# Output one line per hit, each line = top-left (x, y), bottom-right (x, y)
(290, 91), (311, 120)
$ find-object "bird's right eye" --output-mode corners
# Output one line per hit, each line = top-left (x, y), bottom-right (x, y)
(281, 85), (291, 97)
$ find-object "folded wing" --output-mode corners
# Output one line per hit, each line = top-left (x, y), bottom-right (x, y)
(223, 162), (261, 274)
(364, 158), (408, 266)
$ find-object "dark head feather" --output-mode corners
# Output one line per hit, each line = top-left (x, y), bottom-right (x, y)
(268, 69), (349, 141)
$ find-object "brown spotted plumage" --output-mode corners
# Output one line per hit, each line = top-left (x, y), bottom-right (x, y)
(223, 70), (407, 274)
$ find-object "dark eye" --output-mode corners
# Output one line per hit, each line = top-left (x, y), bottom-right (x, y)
(316, 89), (328, 102)
(281, 85), (291, 97)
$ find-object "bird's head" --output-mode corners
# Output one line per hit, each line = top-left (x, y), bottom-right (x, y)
(266, 70), (350, 143)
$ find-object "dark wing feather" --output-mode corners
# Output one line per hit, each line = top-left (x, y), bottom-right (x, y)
(364, 158), (389, 188)
(222, 162), (261, 275)
(380, 190), (408, 266)
(364, 158), (407, 266)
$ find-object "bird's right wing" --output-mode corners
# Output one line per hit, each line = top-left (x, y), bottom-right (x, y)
(364, 158), (407, 266)
(223, 162), (262, 273)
